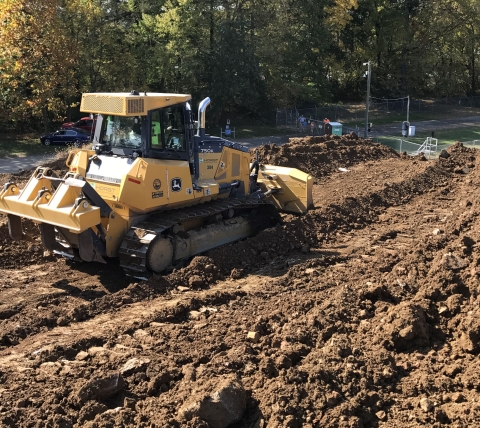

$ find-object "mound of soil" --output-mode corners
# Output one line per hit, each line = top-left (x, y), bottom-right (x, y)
(0, 139), (480, 427)
(253, 134), (400, 180)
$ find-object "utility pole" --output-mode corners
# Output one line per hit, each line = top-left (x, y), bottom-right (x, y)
(406, 95), (410, 123)
(363, 61), (371, 138)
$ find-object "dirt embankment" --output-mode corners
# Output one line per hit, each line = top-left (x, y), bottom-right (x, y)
(0, 136), (479, 428)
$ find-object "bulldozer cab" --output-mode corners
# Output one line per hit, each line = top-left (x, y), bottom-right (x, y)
(93, 102), (194, 163)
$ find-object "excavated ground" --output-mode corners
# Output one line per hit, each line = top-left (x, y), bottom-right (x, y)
(0, 135), (479, 428)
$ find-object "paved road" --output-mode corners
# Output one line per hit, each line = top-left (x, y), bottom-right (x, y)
(0, 154), (59, 174)
(0, 116), (478, 174)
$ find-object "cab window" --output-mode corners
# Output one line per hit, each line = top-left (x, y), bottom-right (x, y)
(150, 105), (185, 151)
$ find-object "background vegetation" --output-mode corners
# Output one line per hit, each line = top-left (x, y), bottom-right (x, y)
(0, 0), (478, 132)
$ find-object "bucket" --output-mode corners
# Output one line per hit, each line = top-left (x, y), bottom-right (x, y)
(408, 126), (416, 137)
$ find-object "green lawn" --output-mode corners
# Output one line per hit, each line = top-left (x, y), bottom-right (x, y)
(0, 135), (60, 157)
(381, 126), (480, 146)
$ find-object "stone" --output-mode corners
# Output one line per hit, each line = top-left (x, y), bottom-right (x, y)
(75, 351), (89, 361)
(376, 410), (386, 420)
(451, 392), (465, 403)
(439, 150), (450, 159)
(120, 358), (150, 376)
(247, 331), (260, 343)
(87, 347), (109, 357)
(432, 228), (442, 235)
(76, 373), (125, 404)
(177, 286), (190, 292)
(178, 377), (246, 428)
(56, 317), (69, 326)
(419, 397), (433, 412)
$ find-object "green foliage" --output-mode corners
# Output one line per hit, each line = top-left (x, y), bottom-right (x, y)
(0, 0), (479, 131)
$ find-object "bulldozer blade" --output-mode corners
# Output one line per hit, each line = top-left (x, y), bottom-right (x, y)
(78, 229), (107, 264)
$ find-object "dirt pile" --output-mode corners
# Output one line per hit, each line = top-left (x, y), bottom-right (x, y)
(253, 134), (400, 180)
(0, 140), (480, 427)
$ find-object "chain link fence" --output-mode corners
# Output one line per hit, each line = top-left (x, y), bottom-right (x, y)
(276, 96), (480, 129)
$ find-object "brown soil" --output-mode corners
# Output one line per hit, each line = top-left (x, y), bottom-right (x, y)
(0, 135), (479, 428)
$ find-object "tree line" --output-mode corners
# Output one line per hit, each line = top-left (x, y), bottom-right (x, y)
(0, 0), (477, 131)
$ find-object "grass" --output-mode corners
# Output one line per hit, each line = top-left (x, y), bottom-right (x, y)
(0, 135), (60, 158)
(378, 126), (480, 146)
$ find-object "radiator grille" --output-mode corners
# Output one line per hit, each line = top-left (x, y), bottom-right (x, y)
(128, 98), (145, 114)
(82, 95), (124, 114)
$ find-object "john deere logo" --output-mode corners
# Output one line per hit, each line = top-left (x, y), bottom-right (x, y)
(153, 179), (161, 190)
(171, 178), (182, 192)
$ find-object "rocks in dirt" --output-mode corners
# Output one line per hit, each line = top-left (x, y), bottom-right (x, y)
(120, 358), (150, 376)
(75, 373), (125, 404)
(247, 331), (260, 343)
(442, 253), (468, 271)
(178, 376), (246, 428)
(419, 397), (434, 412)
(439, 149), (450, 159)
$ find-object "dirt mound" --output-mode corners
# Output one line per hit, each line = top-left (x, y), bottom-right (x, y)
(253, 134), (400, 180)
(2, 142), (480, 427)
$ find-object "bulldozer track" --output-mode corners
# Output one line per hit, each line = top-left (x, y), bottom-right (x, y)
(118, 198), (275, 277)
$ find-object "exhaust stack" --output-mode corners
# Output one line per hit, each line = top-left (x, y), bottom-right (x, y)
(197, 97), (210, 137)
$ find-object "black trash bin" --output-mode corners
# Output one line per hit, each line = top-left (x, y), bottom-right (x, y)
(324, 123), (332, 136)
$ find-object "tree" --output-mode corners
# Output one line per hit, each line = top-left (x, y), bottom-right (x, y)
(0, 0), (78, 131)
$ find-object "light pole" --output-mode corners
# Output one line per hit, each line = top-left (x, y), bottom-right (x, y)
(363, 61), (371, 138)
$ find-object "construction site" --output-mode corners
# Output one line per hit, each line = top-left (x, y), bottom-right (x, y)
(0, 133), (479, 428)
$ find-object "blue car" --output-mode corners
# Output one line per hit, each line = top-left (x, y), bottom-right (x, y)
(40, 128), (91, 146)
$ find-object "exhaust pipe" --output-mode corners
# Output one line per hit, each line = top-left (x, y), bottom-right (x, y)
(197, 97), (210, 137)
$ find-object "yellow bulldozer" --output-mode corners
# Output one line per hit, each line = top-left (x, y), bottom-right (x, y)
(0, 91), (313, 278)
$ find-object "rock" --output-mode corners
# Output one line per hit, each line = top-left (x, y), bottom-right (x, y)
(75, 373), (125, 404)
(120, 357), (150, 376)
(87, 346), (109, 357)
(247, 331), (260, 343)
(443, 253), (468, 271)
(438, 306), (449, 315)
(439, 149), (450, 159)
(230, 268), (245, 279)
(432, 228), (442, 235)
(376, 410), (386, 420)
(178, 376), (246, 428)
(177, 286), (190, 292)
(189, 310), (202, 320)
(133, 329), (153, 344)
(451, 392), (465, 403)
(326, 391), (341, 406)
(56, 316), (69, 326)
(188, 275), (204, 287)
(419, 397), (433, 412)
(75, 351), (89, 361)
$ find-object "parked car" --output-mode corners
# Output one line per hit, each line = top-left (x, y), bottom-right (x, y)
(61, 116), (96, 133)
(40, 128), (92, 146)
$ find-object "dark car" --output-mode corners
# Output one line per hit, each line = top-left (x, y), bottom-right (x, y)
(40, 128), (91, 146)
(61, 116), (96, 133)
